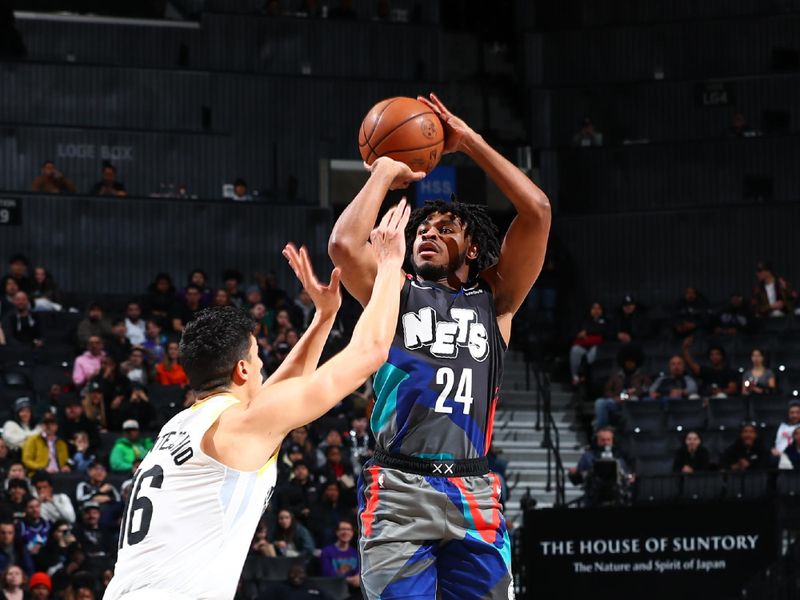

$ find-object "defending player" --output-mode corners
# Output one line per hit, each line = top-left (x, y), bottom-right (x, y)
(105, 201), (411, 600)
(328, 93), (551, 599)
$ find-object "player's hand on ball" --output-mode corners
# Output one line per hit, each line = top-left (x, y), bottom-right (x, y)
(364, 156), (426, 190)
(417, 93), (474, 155)
(370, 198), (411, 267)
(282, 243), (342, 318)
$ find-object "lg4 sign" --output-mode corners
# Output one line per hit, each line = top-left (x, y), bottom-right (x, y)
(434, 367), (474, 415)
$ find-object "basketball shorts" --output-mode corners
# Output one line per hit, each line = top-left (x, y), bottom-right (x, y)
(358, 451), (513, 600)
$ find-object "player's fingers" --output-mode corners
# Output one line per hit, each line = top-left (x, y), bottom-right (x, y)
(369, 226), (385, 247)
(397, 202), (411, 230)
(387, 198), (407, 230)
(377, 205), (396, 232)
(282, 243), (301, 271)
(429, 92), (449, 115)
(329, 267), (342, 291)
(416, 95), (437, 113)
(283, 242), (298, 257)
(298, 246), (320, 285)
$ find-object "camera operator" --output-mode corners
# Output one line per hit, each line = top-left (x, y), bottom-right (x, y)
(343, 412), (375, 478)
(569, 427), (634, 506)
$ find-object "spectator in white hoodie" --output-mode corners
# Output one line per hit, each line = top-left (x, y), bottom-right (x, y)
(32, 472), (75, 524)
(2, 398), (41, 453)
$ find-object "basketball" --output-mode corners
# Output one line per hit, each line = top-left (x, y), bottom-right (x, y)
(358, 97), (445, 174)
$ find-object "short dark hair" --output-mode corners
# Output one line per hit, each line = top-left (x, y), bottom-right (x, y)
(222, 269), (243, 283)
(179, 307), (256, 391)
(405, 199), (500, 280)
(31, 470), (53, 485)
(756, 260), (774, 273)
(8, 253), (28, 266)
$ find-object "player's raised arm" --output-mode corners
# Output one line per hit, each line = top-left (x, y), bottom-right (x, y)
(418, 93), (551, 341)
(254, 200), (409, 432)
(263, 244), (341, 385)
(328, 157), (425, 306)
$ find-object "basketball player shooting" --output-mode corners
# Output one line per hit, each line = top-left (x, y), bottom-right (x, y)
(328, 93), (551, 600)
(105, 201), (411, 600)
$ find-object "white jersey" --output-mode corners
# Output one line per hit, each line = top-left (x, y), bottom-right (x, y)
(105, 394), (277, 600)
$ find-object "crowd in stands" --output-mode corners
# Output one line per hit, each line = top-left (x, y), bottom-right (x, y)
(28, 160), (262, 204)
(0, 251), (374, 599)
(566, 260), (800, 507)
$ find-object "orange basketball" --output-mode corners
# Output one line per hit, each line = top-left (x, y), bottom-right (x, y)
(358, 97), (445, 174)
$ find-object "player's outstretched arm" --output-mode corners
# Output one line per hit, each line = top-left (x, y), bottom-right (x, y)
(418, 93), (551, 340)
(263, 244), (341, 385)
(328, 157), (425, 306)
(255, 200), (409, 433)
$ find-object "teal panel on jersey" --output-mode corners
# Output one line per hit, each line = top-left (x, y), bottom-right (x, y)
(372, 362), (409, 434)
(416, 453), (456, 460)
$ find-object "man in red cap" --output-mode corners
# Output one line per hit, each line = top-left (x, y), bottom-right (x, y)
(29, 571), (51, 599)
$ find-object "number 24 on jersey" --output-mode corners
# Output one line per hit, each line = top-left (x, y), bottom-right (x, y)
(434, 367), (473, 415)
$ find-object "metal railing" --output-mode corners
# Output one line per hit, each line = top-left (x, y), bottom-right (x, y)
(528, 360), (567, 506)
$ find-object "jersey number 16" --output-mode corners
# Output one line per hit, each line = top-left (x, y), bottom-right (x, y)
(119, 464), (164, 549)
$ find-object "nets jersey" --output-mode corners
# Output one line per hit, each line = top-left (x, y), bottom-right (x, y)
(105, 394), (277, 600)
(372, 276), (505, 460)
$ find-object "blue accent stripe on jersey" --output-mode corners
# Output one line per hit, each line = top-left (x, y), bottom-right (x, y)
(372, 361), (410, 433)
(219, 469), (239, 512)
(416, 453), (456, 460)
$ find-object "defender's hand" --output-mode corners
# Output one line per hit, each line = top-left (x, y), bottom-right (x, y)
(370, 198), (411, 267)
(364, 156), (426, 190)
(282, 244), (342, 318)
(417, 92), (475, 155)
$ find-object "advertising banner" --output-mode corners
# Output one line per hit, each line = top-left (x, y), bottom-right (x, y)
(525, 502), (777, 599)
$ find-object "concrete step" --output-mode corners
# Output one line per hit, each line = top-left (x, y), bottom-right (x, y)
(492, 430), (582, 446)
(509, 471), (581, 485)
(491, 439), (583, 455)
(495, 409), (572, 422)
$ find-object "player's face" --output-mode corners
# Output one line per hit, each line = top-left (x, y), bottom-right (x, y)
(412, 212), (474, 281)
(243, 336), (264, 389)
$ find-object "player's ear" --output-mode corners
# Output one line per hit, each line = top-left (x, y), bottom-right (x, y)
(231, 360), (249, 385)
(466, 243), (479, 261)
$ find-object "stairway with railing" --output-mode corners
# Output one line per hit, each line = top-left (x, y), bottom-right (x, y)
(496, 353), (582, 526)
